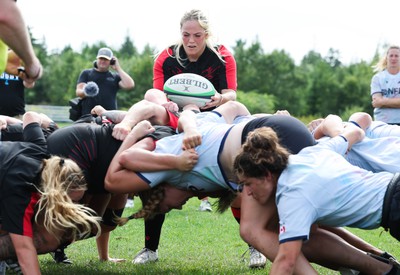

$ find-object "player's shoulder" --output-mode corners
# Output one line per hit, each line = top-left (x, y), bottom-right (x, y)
(216, 45), (233, 55)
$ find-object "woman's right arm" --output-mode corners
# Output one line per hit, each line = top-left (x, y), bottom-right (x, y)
(119, 146), (198, 172)
(9, 233), (40, 275)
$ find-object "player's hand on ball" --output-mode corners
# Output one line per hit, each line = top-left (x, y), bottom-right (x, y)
(202, 92), (221, 110)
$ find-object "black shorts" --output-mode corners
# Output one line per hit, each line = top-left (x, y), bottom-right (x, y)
(381, 173), (400, 241)
(241, 115), (316, 154)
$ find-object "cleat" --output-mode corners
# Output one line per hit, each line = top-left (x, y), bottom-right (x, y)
(199, 200), (212, 212)
(50, 247), (72, 264)
(4, 259), (22, 274)
(249, 246), (267, 268)
(338, 267), (360, 275)
(241, 246), (267, 268)
(381, 252), (400, 268)
(132, 248), (158, 264)
(125, 198), (134, 208)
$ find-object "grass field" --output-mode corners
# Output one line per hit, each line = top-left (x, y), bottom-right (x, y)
(37, 197), (400, 275)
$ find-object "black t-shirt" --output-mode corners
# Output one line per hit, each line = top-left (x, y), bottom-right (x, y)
(1, 123), (58, 141)
(0, 72), (25, 116)
(77, 69), (122, 115)
(0, 123), (48, 237)
(47, 123), (121, 194)
(46, 123), (177, 194)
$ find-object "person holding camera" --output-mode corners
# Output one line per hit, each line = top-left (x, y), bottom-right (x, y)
(75, 47), (135, 118)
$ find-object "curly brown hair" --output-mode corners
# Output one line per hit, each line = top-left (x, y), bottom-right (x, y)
(234, 127), (289, 180)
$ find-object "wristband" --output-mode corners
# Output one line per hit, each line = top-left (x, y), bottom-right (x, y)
(338, 135), (348, 142)
(349, 121), (361, 128)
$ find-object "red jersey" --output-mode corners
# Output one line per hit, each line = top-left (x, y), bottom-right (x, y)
(153, 45), (237, 94)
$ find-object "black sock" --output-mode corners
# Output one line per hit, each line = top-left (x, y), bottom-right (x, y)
(144, 213), (165, 251)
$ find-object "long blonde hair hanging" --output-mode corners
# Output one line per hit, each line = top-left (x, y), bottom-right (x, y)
(35, 156), (101, 242)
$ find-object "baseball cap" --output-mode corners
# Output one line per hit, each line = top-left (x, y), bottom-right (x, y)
(96, 48), (113, 60)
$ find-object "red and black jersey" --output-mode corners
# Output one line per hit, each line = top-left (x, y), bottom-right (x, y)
(47, 123), (177, 194)
(153, 45), (237, 95)
(47, 123), (121, 194)
(0, 123), (48, 237)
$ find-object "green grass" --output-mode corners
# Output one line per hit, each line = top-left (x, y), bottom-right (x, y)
(38, 198), (399, 275)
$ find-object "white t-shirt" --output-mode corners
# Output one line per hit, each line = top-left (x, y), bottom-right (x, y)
(371, 70), (400, 123)
(276, 136), (393, 243)
(137, 111), (233, 191)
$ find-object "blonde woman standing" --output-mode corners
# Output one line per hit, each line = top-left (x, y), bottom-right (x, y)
(371, 45), (400, 124)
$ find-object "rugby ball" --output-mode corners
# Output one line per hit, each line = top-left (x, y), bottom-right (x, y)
(163, 73), (216, 108)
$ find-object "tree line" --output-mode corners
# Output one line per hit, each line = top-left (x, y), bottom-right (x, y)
(28, 33), (383, 120)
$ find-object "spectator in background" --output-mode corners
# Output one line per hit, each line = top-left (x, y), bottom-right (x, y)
(75, 47), (134, 118)
(0, 50), (34, 119)
(0, 0), (42, 84)
(371, 45), (400, 125)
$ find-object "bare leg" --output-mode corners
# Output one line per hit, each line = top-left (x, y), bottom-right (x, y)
(303, 226), (391, 274)
(240, 189), (316, 273)
(111, 99), (172, 141)
(239, 189), (392, 274)
(144, 89), (169, 105)
(319, 226), (384, 256)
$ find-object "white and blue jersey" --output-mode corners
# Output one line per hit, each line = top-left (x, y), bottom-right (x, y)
(347, 136), (400, 173)
(276, 136), (393, 243)
(136, 112), (233, 192)
(366, 121), (400, 138)
(194, 111), (227, 126)
(317, 132), (400, 174)
(371, 70), (400, 124)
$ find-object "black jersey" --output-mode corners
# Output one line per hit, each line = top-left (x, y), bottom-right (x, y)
(47, 123), (121, 194)
(0, 123), (48, 237)
(47, 123), (177, 194)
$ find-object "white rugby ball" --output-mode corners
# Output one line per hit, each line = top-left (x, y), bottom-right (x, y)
(163, 73), (216, 108)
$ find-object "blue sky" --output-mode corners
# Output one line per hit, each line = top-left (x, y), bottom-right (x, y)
(19, 0), (400, 64)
